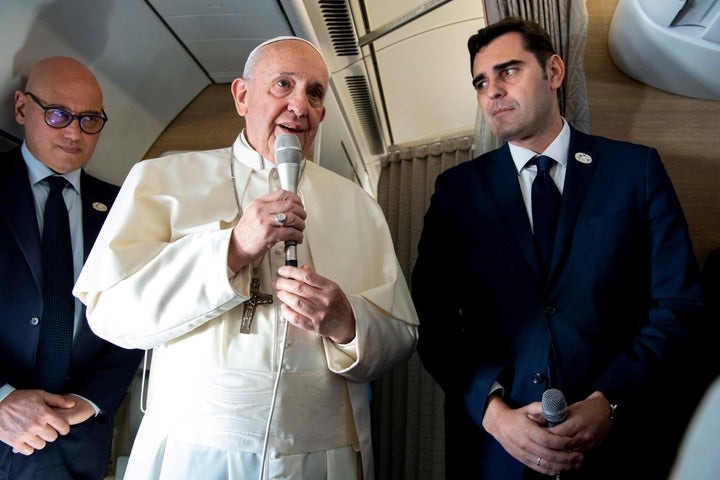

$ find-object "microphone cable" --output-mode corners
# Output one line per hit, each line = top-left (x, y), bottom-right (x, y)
(259, 240), (296, 479)
(258, 319), (289, 480)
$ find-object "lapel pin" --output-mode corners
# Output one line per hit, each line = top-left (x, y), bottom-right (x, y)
(574, 152), (592, 164)
(92, 202), (108, 212)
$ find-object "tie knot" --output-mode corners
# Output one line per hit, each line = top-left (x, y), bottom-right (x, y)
(534, 155), (555, 174)
(45, 176), (68, 193)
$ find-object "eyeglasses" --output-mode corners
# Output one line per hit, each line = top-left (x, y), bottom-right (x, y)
(24, 91), (108, 135)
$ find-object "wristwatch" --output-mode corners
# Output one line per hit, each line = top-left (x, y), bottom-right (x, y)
(609, 402), (618, 421)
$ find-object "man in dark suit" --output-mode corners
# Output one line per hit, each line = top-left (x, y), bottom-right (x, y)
(411, 17), (704, 479)
(0, 56), (143, 480)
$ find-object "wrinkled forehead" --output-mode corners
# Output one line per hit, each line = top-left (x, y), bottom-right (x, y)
(253, 43), (329, 93)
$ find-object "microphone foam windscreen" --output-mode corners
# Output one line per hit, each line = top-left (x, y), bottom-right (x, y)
(542, 388), (568, 424)
(274, 133), (302, 165)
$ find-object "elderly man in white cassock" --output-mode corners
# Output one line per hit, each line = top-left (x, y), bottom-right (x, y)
(73, 36), (418, 480)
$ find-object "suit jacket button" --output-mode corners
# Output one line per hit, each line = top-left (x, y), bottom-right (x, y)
(30, 317), (40, 326)
(531, 372), (545, 384)
(544, 305), (557, 316)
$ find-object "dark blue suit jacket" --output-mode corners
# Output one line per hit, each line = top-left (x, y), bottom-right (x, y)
(412, 128), (704, 479)
(0, 147), (143, 480)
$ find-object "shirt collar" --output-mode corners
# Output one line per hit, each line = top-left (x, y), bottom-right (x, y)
(509, 118), (570, 173)
(236, 130), (274, 171)
(21, 141), (82, 193)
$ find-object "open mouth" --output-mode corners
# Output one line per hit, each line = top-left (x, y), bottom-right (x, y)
(279, 124), (302, 133)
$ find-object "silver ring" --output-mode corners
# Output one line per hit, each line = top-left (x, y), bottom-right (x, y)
(274, 212), (287, 226)
(537, 457), (542, 466)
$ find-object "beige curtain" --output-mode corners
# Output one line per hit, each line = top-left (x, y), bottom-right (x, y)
(373, 2), (589, 479)
(373, 136), (473, 480)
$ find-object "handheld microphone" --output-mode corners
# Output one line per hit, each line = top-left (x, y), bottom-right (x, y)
(542, 388), (568, 427)
(260, 134), (301, 480)
(274, 134), (302, 267)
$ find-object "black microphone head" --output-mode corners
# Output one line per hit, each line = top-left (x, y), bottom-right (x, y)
(274, 133), (302, 165)
(542, 388), (568, 426)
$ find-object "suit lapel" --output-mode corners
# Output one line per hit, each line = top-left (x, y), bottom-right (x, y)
(80, 171), (102, 260)
(79, 170), (116, 260)
(1, 148), (43, 289)
(549, 128), (598, 281)
(486, 146), (544, 282)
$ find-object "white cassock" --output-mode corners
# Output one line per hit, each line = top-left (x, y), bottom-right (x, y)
(74, 132), (419, 480)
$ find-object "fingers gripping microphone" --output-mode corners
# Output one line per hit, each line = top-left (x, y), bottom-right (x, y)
(274, 134), (302, 267)
(542, 388), (568, 427)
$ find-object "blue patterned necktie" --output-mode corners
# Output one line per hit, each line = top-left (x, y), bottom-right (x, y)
(531, 155), (561, 278)
(33, 176), (74, 392)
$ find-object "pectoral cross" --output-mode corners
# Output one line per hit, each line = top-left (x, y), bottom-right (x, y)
(240, 275), (273, 334)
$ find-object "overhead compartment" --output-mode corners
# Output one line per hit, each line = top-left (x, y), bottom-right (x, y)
(281, 0), (484, 194)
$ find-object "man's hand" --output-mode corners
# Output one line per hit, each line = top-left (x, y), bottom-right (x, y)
(228, 190), (306, 272)
(0, 389), (75, 455)
(482, 393), (584, 476)
(274, 264), (356, 344)
(54, 395), (96, 426)
(533, 390), (613, 454)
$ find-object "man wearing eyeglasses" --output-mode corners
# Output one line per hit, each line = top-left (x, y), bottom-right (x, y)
(0, 56), (143, 480)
